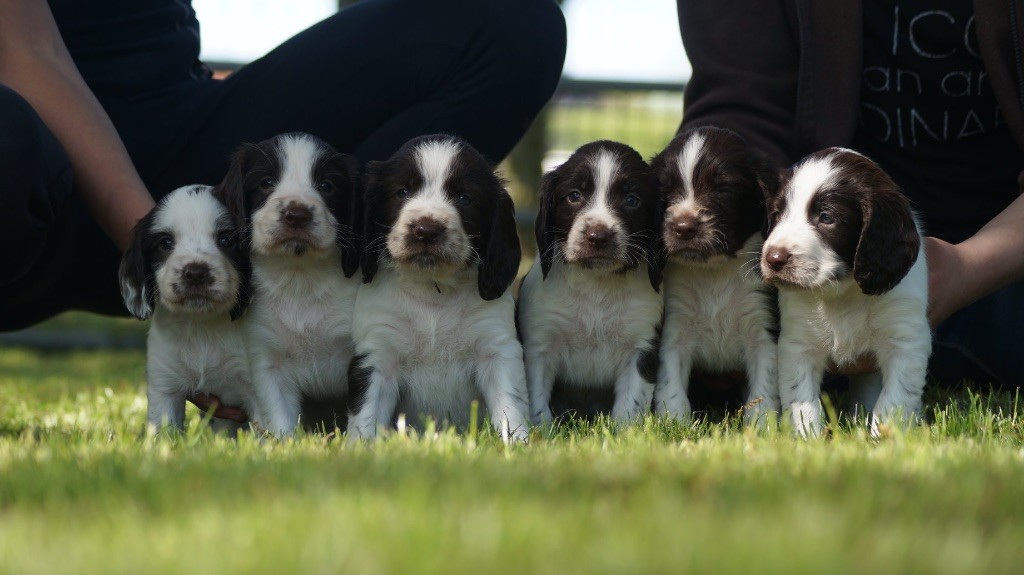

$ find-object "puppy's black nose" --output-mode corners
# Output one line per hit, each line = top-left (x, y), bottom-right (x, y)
(411, 218), (445, 244)
(585, 225), (612, 248)
(765, 247), (791, 271)
(182, 262), (212, 286)
(282, 203), (313, 229)
(672, 217), (699, 240)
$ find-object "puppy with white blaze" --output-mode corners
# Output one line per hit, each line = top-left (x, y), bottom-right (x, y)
(347, 135), (529, 442)
(650, 127), (780, 426)
(518, 141), (666, 425)
(215, 133), (362, 436)
(761, 147), (930, 437)
(119, 185), (255, 433)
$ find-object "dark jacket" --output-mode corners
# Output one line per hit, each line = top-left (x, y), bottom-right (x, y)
(677, 0), (1024, 175)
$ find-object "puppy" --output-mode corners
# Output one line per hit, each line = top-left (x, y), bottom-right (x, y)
(119, 184), (254, 433)
(650, 127), (780, 426)
(761, 147), (930, 436)
(346, 134), (529, 442)
(518, 140), (665, 425)
(216, 132), (362, 436)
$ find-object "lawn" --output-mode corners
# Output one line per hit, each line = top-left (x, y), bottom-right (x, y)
(1, 345), (1023, 574)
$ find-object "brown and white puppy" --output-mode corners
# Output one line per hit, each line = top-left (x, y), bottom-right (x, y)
(347, 135), (529, 442)
(650, 127), (780, 426)
(215, 132), (362, 436)
(119, 185), (254, 433)
(761, 147), (930, 436)
(518, 140), (665, 425)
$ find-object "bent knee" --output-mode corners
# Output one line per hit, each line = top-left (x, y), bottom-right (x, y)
(475, 0), (567, 96)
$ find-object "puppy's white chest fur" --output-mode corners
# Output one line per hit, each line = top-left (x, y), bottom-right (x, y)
(147, 313), (254, 410)
(781, 251), (928, 366)
(354, 267), (515, 425)
(249, 255), (359, 395)
(519, 260), (662, 387)
(663, 250), (772, 371)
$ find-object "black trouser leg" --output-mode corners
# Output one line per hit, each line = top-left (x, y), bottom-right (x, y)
(0, 84), (73, 288)
(0, 85), (100, 330)
(153, 0), (567, 188)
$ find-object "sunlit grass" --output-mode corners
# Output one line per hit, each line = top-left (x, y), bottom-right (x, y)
(1, 347), (1022, 574)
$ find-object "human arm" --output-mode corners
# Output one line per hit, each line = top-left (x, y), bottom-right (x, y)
(925, 187), (1024, 326)
(188, 392), (250, 423)
(0, 0), (153, 251)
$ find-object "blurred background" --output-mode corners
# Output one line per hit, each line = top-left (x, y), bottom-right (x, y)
(1, 0), (691, 348)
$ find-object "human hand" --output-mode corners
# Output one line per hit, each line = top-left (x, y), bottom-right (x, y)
(924, 236), (976, 327)
(187, 392), (249, 423)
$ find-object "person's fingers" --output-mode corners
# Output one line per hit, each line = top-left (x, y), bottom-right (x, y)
(188, 391), (217, 412)
(925, 237), (949, 326)
(212, 403), (249, 422)
(924, 236), (968, 327)
(187, 392), (249, 423)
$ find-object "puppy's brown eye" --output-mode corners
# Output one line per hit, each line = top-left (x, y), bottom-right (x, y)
(623, 194), (641, 209)
(818, 211), (834, 225)
(395, 188), (411, 199)
(259, 177), (274, 191)
(316, 180), (334, 194)
(158, 235), (174, 252)
(566, 190), (582, 204)
(216, 231), (235, 248)
(455, 193), (472, 207)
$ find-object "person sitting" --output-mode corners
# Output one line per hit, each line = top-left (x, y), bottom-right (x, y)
(676, 0), (1024, 387)
(0, 0), (567, 330)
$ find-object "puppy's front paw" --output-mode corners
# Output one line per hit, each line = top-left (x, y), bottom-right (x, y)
(508, 424), (530, 445)
(346, 422), (378, 444)
(654, 392), (692, 423)
(611, 404), (648, 426)
(495, 418), (530, 445)
(789, 401), (823, 438)
(531, 406), (554, 427)
(743, 395), (779, 429)
(869, 402), (921, 438)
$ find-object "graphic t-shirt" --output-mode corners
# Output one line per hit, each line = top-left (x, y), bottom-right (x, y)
(855, 0), (1024, 242)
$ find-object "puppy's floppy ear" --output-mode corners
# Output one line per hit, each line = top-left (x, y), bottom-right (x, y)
(332, 153), (363, 278)
(213, 146), (252, 248)
(360, 161), (387, 284)
(478, 189), (522, 301)
(762, 168), (790, 240)
(854, 185), (920, 295)
(208, 179), (253, 321)
(535, 170), (559, 278)
(229, 253), (252, 321)
(751, 150), (778, 211)
(118, 211), (156, 320)
(644, 172), (667, 292)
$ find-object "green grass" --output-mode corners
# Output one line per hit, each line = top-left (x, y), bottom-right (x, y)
(1, 347), (1023, 574)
